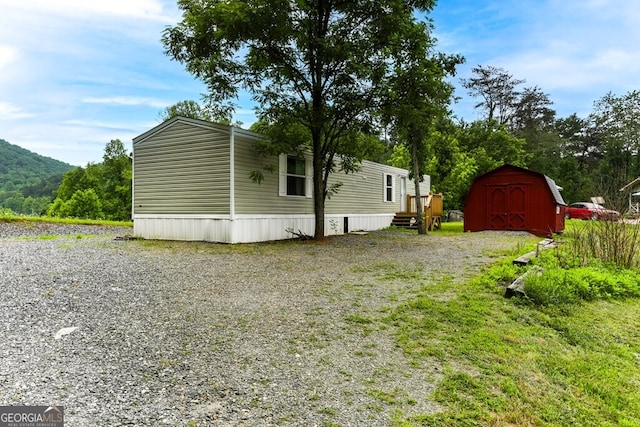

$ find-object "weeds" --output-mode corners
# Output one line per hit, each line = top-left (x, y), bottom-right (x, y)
(564, 220), (640, 269)
(525, 265), (640, 306)
(519, 221), (640, 307)
(37, 234), (61, 240)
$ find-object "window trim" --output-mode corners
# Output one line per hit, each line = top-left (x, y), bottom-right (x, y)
(279, 153), (312, 198)
(383, 173), (395, 202)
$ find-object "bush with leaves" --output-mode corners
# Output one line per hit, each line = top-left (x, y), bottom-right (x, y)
(48, 139), (131, 221)
(48, 188), (104, 219)
(521, 222), (640, 307)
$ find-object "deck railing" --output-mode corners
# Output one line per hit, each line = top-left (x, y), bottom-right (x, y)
(404, 194), (429, 214)
(404, 193), (443, 215)
(403, 192), (444, 230)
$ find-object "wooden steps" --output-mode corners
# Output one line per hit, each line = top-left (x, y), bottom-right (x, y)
(396, 193), (444, 231)
(391, 213), (418, 229)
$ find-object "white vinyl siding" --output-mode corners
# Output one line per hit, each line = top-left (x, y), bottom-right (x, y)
(234, 145), (314, 215)
(133, 121), (231, 215)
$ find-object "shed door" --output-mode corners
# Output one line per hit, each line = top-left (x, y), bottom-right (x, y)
(487, 184), (528, 230)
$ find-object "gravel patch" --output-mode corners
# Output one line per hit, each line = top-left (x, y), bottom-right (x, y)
(0, 221), (132, 239)
(0, 222), (532, 426)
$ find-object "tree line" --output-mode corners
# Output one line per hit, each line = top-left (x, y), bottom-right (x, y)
(161, 65), (640, 217)
(1, 138), (132, 221)
(45, 139), (132, 221)
(161, 0), (639, 238)
(423, 65), (640, 213)
(7, 1), (639, 230)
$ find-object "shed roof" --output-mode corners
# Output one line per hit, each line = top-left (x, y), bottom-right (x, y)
(477, 164), (566, 206)
(544, 175), (566, 206)
(620, 177), (640, 192)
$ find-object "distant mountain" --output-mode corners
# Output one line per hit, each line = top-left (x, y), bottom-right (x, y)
(0, 138), (75, 213)
(0, 138), (74, 189)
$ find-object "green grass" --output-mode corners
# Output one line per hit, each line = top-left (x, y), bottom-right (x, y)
(382, 221), (464, 235)
(384, 242), (640, 426)
(0, 211), (132, 228)
(432, 221), (464, 234)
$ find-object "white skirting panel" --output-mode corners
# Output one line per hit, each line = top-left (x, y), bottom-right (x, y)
(324, 214), (396, 236)
(133, 213), (394, 244)
(133, 216), (233, 242)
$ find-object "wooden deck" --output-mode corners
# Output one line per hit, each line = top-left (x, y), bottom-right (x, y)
(391, 193), (443, 230)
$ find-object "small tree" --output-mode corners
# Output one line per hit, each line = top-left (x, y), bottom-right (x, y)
(102, 139), (132, 220)
(48, 188), (103, 219)
(381, 20), (463, 233)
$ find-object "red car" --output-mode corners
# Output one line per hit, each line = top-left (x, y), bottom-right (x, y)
(565, 202), (621, 221)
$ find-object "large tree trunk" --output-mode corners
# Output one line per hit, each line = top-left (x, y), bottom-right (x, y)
(411, 131), (427, 234)
(312, 129), (325, 240)
(309, 1), (329, 240)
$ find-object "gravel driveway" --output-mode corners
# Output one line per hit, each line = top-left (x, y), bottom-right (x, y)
(0, 222), (530, 426)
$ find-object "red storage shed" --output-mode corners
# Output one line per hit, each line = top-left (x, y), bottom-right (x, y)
(464, 164), (566, 237)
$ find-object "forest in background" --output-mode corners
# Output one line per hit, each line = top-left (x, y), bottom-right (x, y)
(0, 138), (131, 221)
(163, 66), (640, 215)
(0, 139), (74, 215)
(384, 65), (640, 213)
(2, 66), (640, 221)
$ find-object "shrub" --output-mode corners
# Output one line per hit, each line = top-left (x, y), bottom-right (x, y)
(47, 189), (104, 219)
(0, 207), (14, 218)
(524, 265), (640, 307)
(565, 221), (640, 269)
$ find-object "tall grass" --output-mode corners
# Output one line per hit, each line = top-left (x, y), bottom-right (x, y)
(564, 220), (640, 269)
(518, 221), (640, 308)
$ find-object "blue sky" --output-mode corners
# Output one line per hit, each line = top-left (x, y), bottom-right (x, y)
(0, 0), (638, 166)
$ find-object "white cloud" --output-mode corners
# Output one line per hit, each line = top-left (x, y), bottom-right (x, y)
(0, 1), (205, 165)
(0, 0), (178, 23)
(61, 119), (135, 131)
(433, 0), (640, 119)
(0, 102), (34, 120)
(83, 96), (168, 109)
(0, 45), (18, 70)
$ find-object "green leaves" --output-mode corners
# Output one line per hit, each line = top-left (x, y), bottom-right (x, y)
(48, 140), (131, 221)
(163, 0), (461, 238)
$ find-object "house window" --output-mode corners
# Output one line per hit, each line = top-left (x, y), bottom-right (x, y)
(279, 154), (312, 198)
(287, 156), (306, 196)
(384, 173), (395, 202)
